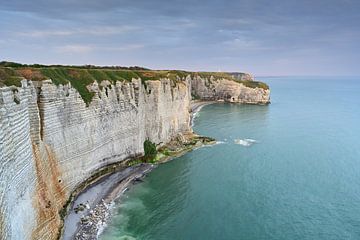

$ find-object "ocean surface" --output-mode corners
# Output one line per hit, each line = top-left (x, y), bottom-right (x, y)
(100, 77), (360, 240)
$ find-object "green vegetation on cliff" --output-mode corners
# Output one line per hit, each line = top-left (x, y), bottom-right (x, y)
(0, 61), (269, 105)
(143, 139), (158, 162)
(236, 80), (269, 90)
(0, 67), (23, 87)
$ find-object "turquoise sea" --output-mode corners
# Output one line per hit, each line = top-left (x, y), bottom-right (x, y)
(100, 77), (360, 240)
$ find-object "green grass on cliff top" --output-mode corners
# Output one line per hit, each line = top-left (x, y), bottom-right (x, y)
(0, 61), (269, 105)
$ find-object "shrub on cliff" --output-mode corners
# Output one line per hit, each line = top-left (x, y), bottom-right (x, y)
(143, 139), (157, 162)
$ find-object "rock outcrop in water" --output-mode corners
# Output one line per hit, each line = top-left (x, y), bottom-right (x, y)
(0, 72), (269, 239)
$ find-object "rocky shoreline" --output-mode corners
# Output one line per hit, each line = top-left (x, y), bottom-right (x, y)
(61, 101), (216, 240)
(69, 164), (155, 240)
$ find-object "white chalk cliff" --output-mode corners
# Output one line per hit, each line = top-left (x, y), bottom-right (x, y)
(0, 75), (269, 239)
(191, 76), (270, 104)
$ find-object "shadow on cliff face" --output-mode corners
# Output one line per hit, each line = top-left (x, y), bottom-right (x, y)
(0, 211), (4, 239)
(31, 143), (67, 240)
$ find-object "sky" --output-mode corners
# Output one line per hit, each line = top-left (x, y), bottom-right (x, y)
(0, 0), (359, 76)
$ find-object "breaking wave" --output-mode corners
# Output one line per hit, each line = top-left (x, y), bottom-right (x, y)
(118, 236), (137, 240)
(234, 138), (258, 147)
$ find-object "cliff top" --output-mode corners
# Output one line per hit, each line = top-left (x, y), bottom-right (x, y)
(0, 61), (269, 104)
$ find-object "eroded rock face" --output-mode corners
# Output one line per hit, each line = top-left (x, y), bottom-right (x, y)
(0, 78), (191, 240)
(190, 76), (270, 104)
(0, 75), (269, 239)
(0, 81), (38, 240)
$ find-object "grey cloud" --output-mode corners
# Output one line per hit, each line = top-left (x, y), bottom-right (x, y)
(17, 26), (139, 38)
(1, 0), (360, 75)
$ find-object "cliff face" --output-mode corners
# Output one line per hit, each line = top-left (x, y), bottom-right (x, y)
(191, 76), (270, 104)
(0, 75), (269, 239)
(228, 72), (254, 81)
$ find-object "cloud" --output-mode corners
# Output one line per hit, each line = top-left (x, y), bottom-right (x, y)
(1, 0), (360, 75)
(55, 44), (144, 54)
(55, 45), (94, 53)
(18, 26), (139, 38)
(222, 38), (270, 51)
(103, 44), (144, 51)
(21, 30), (74, 37)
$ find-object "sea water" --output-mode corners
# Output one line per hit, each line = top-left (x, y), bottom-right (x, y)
(100, 77), (360, 240)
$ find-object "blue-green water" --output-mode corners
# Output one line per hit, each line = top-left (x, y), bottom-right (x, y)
(101, 77), (360, 240)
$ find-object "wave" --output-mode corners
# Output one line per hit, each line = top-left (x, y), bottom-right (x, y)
(191, 108), (202, 126)
(201, 141), (226, 148)
(118, 236), (137, 240)
(234, 138), (258, 147)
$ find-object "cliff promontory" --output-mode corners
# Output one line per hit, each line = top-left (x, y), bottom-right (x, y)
(0, 64), (269, 239)
(191, 74), (269, 104)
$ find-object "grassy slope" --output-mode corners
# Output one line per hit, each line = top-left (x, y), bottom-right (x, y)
(0, 63), (269, 105)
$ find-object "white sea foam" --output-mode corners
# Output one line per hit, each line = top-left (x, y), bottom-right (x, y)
(118, 236), (137, 240)
(96, 202), (113, 238)
(202, 141), (226, 148)
(96, 221), (108, 238)
(193, 110), (200, 119)
(234, 138), (258, 147)
(191, 108), (201, 126)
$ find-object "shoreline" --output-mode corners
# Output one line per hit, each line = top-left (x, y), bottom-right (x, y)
(191, 100), (216, 113)
(61, 163), (155, 240)
(190, 100), (216, 126)
(61, 101), (216, 240)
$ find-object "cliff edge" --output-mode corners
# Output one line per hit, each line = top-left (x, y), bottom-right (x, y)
(0, 64), (269, 239)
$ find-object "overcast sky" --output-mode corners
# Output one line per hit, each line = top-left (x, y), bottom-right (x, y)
(1, 0), (359, 75)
